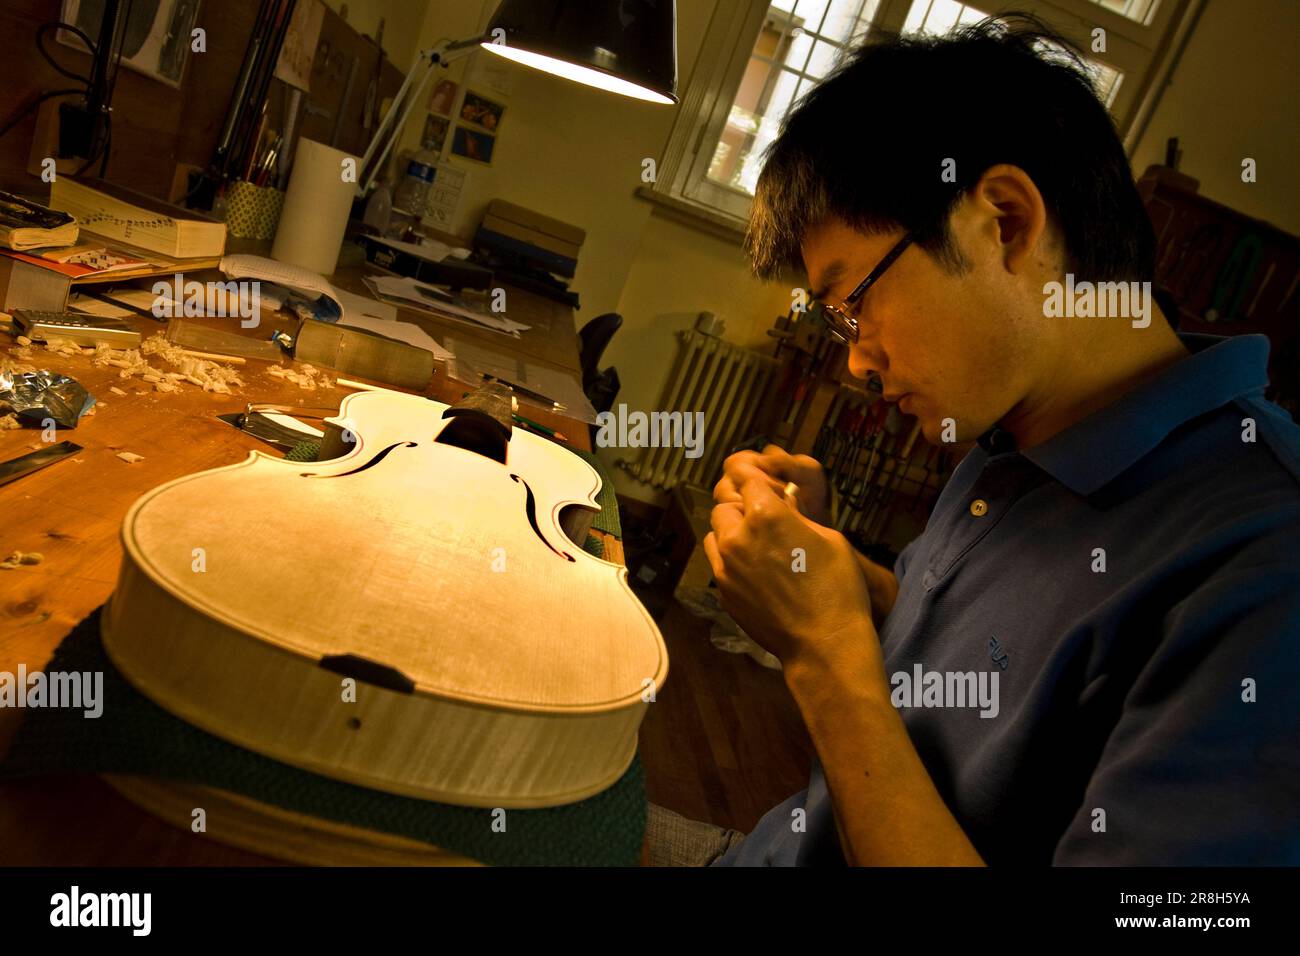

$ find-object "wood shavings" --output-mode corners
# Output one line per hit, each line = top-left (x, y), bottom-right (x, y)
(92, 343), (150, 378)
(109, 386), (127, 396)
(89, 334), (243, 394)
(267, 362), (333, 390)
(117, 451), (145, 464)
(0, 413), (20, 430)
(15, 335), (31, 347)
(41, 336), (83, 358)
(1, 551), (43, 570)
(139, 333), (169, 356)
(145, 333), (243, 394)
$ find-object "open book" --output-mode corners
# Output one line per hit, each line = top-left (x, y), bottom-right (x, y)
(48, 178), (225, 259)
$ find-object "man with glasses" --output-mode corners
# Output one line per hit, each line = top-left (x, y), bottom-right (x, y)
(645, 16), (1299, 866)
(812, 232), (916, 347)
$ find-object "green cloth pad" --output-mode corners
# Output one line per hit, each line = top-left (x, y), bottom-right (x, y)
(0, 445), (643, 866)
(567, 446), (622, 540)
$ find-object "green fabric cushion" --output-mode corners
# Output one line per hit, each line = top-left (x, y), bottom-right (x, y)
(285, 439), (321, 462)
(567, 447), (622, 540)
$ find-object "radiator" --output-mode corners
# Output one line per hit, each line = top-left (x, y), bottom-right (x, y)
(618, 329), (776, 490)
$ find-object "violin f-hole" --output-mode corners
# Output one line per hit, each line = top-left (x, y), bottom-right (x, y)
(511, 473), (575, 562)
(303, 441), (418, 478)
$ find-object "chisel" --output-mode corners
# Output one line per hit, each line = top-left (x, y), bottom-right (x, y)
(0, 441), (83, 487)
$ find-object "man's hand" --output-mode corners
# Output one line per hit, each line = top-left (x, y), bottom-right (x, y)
(716, 445), (899, 625)
(715, 445), (834, 527)
(703, 475), (877, 672)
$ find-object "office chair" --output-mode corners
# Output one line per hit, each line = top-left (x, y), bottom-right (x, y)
(578, 312), (623, 392)
(586, 366), (621, 447)
(587, 365), (621, 416)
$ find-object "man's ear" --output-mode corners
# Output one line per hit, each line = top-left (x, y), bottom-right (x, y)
(963, 164), (1049, 275)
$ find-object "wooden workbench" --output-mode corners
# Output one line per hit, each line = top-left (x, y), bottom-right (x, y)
(0, 281), (610, 865)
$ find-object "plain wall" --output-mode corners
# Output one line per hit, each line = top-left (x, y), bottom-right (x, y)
(1129, 0), (1300, 233)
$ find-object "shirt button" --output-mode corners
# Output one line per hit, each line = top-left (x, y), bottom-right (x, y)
(969, 499), (989, 516)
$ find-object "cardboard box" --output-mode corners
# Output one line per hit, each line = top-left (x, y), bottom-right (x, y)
(483, 199), (585, 250)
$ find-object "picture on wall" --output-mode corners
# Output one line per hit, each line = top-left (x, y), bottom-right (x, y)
(422, 114), (450, 154)
(451, 125), (495, 165)
(428, 79), (459, 117)
(59, 0), (203, 89)
(459, 90), (505, 134)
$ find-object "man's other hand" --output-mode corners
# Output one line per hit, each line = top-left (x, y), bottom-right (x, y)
(715, 444), (834, 527)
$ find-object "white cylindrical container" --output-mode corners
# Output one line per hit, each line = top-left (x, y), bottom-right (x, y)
(271, 138), (359, 276)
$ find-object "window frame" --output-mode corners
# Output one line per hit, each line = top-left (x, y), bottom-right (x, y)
(644, 0), (1204, 235)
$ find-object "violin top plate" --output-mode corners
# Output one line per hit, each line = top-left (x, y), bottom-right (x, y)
(121, 390), (667, 713)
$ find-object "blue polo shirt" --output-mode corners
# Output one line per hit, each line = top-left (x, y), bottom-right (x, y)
(716, 332), (1300, 866)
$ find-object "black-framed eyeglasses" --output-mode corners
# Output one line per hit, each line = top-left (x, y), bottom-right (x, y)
(817, 233), (915, 344)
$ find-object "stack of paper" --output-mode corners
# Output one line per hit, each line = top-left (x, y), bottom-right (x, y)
(446, 337), (598, 424)
(335, 288), (454, 361)
(366, 235), (471, 263)
(363, 274), (531, 337)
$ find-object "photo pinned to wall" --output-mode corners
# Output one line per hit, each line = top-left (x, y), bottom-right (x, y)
(459, 90), (505, 134)
(272, 0), (326, 92)
(428, 78), (459, 117)
(451, 125), (495, 165)
(59, 0), (203, 89)
(422, 114), (450, 155)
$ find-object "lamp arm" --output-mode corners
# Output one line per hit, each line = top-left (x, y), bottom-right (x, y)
(357, 34), (487, 196)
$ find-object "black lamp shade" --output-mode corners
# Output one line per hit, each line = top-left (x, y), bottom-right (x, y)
(481, 0), (678, 105)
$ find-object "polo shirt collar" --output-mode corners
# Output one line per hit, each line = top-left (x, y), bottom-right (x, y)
(977, 333), (1272, 496)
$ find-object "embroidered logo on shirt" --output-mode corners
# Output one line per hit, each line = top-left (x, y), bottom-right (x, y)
(989, 637), (1009, 671)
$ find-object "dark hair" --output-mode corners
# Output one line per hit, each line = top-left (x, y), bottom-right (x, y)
(746, 14), (1155, 285)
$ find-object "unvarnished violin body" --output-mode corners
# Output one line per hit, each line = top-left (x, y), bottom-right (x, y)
(101, 386), (668, 808)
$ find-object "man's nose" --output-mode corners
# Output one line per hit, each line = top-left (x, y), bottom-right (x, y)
(847, 341), (885, 381)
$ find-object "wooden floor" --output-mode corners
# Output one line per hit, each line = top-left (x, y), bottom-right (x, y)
(637, 597), (815, 834)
